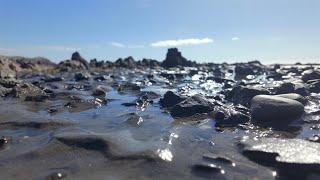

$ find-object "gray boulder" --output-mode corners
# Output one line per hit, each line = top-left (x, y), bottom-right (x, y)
(251, 95), (304, 125)
(275, 93), (307, 105)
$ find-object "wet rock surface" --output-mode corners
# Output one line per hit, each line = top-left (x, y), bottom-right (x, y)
(251, 95), (305, 126)
(0, 50), (320, 179)
(240, 137), (320, 178)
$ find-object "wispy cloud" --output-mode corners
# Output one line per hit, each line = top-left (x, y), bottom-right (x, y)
(150, 38), (214, 47)
(29, 45), (80, 52)
(110, 42), (144, 49)
(232, 37), (240, 41)
(110, 42), (126, 48)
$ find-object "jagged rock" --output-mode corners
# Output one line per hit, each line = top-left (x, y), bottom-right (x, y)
(74, 72), (90, 81)
(71, 52), (89, 69)
(115, 56), (136, 68)
(137, 59), (160, 68)
(234, 61), (265, 78)
(302, 70), (320, 82)
(213, 105), (250, 127)
(57, 60), (88, 72)
(0, 55), (55, 77)
(251, 95), (304, 125)
(159, 91), (185, 108)
(170, 94), (213, 118)
(307, 79), (320, 93)
(89, 58), (105, 68)
(161, 48), (195, 68)
(226, 86), (270, 107)
(274, 82), (295, 94)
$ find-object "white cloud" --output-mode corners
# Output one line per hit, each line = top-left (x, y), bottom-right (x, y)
(232, 37), (240, 41)
(110, 42), (145, 49)
(110, 42), (126, 48)
(151, 38), (214, 47)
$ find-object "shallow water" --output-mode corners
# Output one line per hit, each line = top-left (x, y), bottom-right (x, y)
(0, 67), (320, 179)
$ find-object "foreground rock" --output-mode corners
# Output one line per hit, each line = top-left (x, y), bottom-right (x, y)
(251, 95), (304, 125)
(159, 91), (185, 108)
(170, 94), (214, 118)
(275, 93), (307, 105)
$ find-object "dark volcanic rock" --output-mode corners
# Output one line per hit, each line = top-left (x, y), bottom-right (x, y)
(71, 52), (89, 69)
(92, 85), (107, 96)
(137, 58), (160, 68)
(234, 61), (265, 78)
(302, 70), (320, 82)
(159, 91), (185, 108)
(115, 56), (136, 68)
(307, 79), (320, 93)
(227, 86), (270, 107)
(161, 48), (195, 68)
(170, 94), (214, 118)
(213, 105), (250, 127)
(275, 93), (307, 105)
(251, 95), (304, 125)
(74, 72), (90, 81)
(274, 82), (295, 94)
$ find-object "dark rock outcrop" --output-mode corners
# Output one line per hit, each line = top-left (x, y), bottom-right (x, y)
(161, 48), (195, 68)
(159, 91), (185, 108)
(115, 56), (136, 68)
(71, 52), (89, 69)
(234, 61), (265, 78)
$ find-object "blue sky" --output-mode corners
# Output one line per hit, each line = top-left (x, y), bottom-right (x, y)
(0, 0), (320, 63)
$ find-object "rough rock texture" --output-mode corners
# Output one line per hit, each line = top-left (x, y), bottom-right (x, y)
(302, 70), (320, 82)
(227, 86), (270, 107)
(0, 55), (56, 78)
(57, 52), (89, 72)
(71, 52), (89, 69)
(251, 95), (304, 125)
(161, 48), (195, 68)
(159, 91), (185, 108)
(115, 56), (137, 68)
(170, 94), (214, 118)
(234, 61), (265, 78)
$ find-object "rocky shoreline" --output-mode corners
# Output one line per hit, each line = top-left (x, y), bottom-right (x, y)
(1, 48), (320, 179)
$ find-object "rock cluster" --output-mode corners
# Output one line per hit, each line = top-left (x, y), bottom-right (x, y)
(161, 48), (195, 68)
